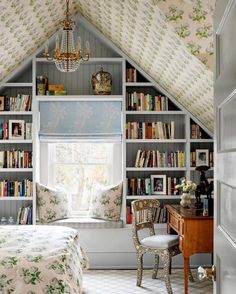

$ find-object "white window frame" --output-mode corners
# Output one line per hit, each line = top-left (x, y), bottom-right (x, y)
(40, 141), (122, 217)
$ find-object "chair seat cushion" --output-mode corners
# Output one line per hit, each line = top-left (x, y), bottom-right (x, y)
(140, 234), (179, 249)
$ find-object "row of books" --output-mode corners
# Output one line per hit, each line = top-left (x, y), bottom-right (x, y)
(17, 206), (33, 225)
(126, 206), (167, 224)
(126, 68), (137, 82)
(191, 124), (205, 139)
(127, 176), (184, 195)
(0, 179), (33, 197)
(0, 121), (32, 140)
(126, 121), (175, 140)
(126, 92), (169, 111)
(134, 150), (185, 168)
(0, 95), (32, 111)
(0, 150), (33, 168)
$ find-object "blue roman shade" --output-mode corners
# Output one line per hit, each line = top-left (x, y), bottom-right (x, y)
(39, 101), (122, 141)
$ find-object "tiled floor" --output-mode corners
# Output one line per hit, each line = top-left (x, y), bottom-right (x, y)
(82, 269), (213, 294)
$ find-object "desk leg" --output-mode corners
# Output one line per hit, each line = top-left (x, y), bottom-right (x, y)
(184, 257), (189, 294)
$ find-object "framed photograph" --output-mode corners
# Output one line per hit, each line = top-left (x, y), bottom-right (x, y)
(151, 175), (166, 195)
(196, 149), (209, 167)
(0, 96), (4, 111)
(9, 120), (24, 140)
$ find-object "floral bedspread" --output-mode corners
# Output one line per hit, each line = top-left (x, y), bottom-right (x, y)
(0, 225), (88, 294)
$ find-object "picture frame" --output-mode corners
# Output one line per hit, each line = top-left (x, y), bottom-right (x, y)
(9, 120), (24, 140)
(196, 149), (209, 167)
(151, 175), (166, 195)
(0, 96), (4, 111)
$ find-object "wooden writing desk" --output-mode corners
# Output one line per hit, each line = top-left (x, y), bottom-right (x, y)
(166, 204), (213, 294)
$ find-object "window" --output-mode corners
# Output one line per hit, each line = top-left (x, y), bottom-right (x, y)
(41, 142), (122, 216)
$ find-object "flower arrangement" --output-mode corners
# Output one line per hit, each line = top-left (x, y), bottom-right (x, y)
(175, 179), (197, 207)
(175, 179), (197, 194)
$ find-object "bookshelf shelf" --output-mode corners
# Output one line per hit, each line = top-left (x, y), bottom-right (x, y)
(126, 139), (186, 143)
(125, 111), (185, 115)
(0, 168), (33, 172)
(0, 197), (33, 201)
(1, 83), (33, 87)
(126, 167), (187, 171)
(0, 140), (33, 144)
(0, 111), (33, 115)
(190, 139), (214, 143)
(190, 167), (214, 171)
(125, 82), (154, 87)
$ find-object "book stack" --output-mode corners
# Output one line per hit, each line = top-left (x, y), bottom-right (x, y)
(0, 179), (33, 197)
(126, 206), (133, 224)
(46, 85), (66, 95)
(127, 178), (151, 195)
(126, 121), (175, 140)
(126, 92), (169, 111)
(0, 122), (9, 139)
(126, 68), (137, 82)
(134, 206), (167, 224)
(16, 206), (33, 225)
(134, 150), (185, 168)
(0, 95), (32, 111)
(191, 124), (202, 139)
(166, 177), (184, 195)
(153, 206), (167, 223)
(36, 76), (48, 95)
(0, 150), (32, 168)
(25, 123), (32, 140)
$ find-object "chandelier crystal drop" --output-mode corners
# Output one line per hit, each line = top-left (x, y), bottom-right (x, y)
(43, 0), (90, 73)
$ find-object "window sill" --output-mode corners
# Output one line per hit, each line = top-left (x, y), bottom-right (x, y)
(48, 217), (123, 229)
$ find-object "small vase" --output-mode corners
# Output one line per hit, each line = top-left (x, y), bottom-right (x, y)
(180, 193), (191, 208)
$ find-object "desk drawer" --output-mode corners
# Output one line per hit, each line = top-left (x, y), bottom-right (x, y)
(169, 213), (180, 232)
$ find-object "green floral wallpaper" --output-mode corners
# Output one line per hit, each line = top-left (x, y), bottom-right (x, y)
(155, 0), (215, 70)
(0, 0), (214, 132)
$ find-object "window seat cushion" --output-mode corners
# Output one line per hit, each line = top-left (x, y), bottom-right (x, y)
(47, 217), (123, 229)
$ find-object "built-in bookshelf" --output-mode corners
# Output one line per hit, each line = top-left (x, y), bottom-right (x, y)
(0, 19), (214, 228)
(124, 61), (214, 226)
(0, 62), (34, 225)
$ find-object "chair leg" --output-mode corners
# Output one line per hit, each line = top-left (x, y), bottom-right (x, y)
(136, 253), (143, 287)
(162, 252), (173, 294)
(152, 254), (159, 279)
(169, 258), (172, 275)
(188, 261), (194, 282)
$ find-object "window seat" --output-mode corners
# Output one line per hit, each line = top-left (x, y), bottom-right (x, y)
(48, 217), (123, 229)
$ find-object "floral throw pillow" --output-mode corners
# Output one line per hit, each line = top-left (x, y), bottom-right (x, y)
(89, 182), (123, 221)
(36, 183), (69, 223)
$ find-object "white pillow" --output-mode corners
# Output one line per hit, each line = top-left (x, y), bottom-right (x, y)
(89, 182), (123, 221)
(36, 183), (69, 223)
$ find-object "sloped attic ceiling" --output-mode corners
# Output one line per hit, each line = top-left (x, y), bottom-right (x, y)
(0, 0), (214, 132)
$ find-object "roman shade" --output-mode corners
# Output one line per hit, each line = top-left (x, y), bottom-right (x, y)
(39, 101), (122, 141)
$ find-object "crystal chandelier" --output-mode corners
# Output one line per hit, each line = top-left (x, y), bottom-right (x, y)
(44, 0), (90, 72)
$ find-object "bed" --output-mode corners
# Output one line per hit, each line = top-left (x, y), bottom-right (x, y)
(0, 225), (88, 293)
